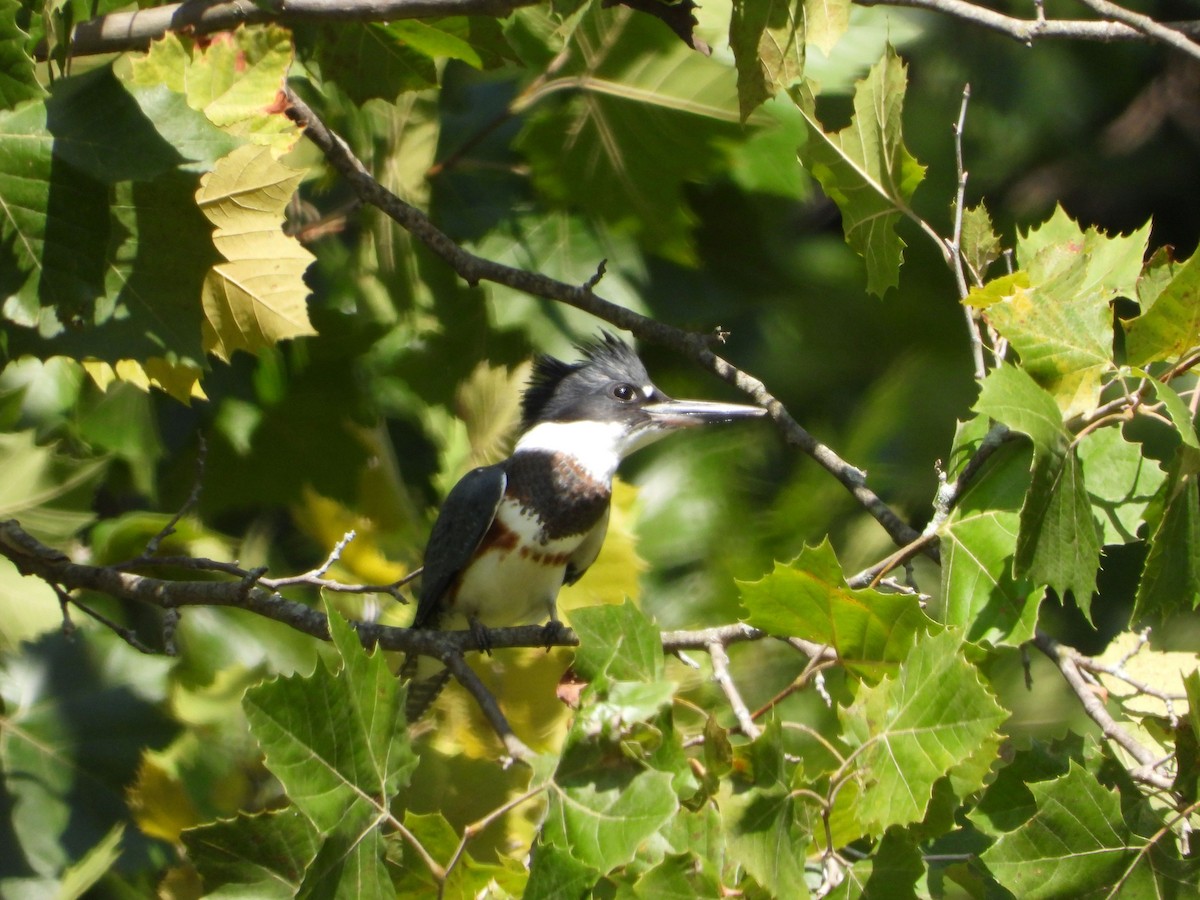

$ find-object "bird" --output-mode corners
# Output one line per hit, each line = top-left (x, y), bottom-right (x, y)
(403, 332), (765, 720)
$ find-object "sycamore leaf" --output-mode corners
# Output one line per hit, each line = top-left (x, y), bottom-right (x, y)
(0, 0), (45, 110)
(541, 765), (677, 874)
(1124, 248), (1200, 366)
(0, 430), (107, 540)
(571, 599), (663, 684)
(1133, 461), (1200, 620)
(843, 630), (1007, 834)
(1076, 427), (1165, 545)
(240, 601), (417, 893)
(739, 540), (928, 681)
(196, 145), (316, 361)
(514, 4), (744, 263)
(805, 0), (851, 55)
(794, 45), (926, 296)
(976, 364), (1102, 612)
(960, 202), (1001, 282)
(1093, 632), (1196, 719)
(938, 442), (1041, 646)
(182, 808), (319, 899)
(980, 763), (1147, 898)
(721, 720), (810, 896)
(966, 207), (1148, 417)
(129, 27), (297, 153)
(729, 0), (805, 121)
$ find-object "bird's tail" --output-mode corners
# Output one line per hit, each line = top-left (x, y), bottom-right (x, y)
(400, 652), (453, 722)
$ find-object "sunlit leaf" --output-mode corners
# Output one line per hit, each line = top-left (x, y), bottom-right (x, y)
(980, 763), (1148, 897)
(805, 0), (851, 55)
(196, 145), (316, 360)
(794, 45), (926, 296)
(241, 602), (417, 892)
(740, 539), (928, 680)
(1124, 248), (1200, 366)
(1076, 427), (1165, 545)
(939, 443), (1040, 646)
(721, 720), (809, 896)
(182, 808), (318, 899)
(843, 629), (1006, 833)
(960, 202), (1001, 282)
(976, 364), (1102, 610)
(130, 27), (297, 152)
(967, 206), (1148, 416)
(729, 0), (804, 121)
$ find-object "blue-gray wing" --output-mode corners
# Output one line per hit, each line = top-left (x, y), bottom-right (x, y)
(412, 462), (508, 629)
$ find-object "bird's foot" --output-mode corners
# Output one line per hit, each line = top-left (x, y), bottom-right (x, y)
(469, 617), (494, 655)
(541, 619), (566, 649)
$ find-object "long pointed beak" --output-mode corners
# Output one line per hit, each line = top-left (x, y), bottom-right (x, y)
(643, 397), (767, 429)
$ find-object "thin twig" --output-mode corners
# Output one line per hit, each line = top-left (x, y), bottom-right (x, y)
(708, 640), (759, 738)
(1032, 632), (1176, 793)
(441, 652), (535, 763)
(1072, 0), (1200, 61)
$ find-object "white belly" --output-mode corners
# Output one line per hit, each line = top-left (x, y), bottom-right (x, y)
(449, 500), (586, 627)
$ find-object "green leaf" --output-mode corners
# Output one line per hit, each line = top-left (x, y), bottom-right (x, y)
(57, 824), (125, 900)
(196, 144), (317, 361)
(1133, 463), (1200, 620)
(1018, 443), (1101, 616)
(525, 844), (599, 900)
(0, 0), (45, 110)
(541, 765), (677, 874)
(241, 601), (417, 890)
(0, 99), (108, 323)
(514, 4), (744, 263)
(0, 632), (176, 880)
(794, 45), (926, 296)
(960, 202), (1001, 282)
(967, 207), (1149, 416)
(739, 540), (928, 681)
(1143, 379), (1200, 449)
(0, 430), (107, 540)
(976, 365), (1102, 608)
(843, 629), (1006, 833)
(182, 808), (320, 899)
(721, 720), (810, 896)
(980, 762), (1143, 898)
(729, 0), (805, 122)
(1124, 248), (1200, 366)
(297, 22), (437, 104)
(1076, 427), (1165, 545)
(975, 363), (1066, 453)
(830, 827), (922, 899)
(571, 599), (663, 683)
(938, 442), (1041, 646)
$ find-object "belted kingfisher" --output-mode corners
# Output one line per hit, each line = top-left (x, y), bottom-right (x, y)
(404, 332), (764, 720)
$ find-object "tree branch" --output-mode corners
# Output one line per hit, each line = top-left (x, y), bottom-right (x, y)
(39, 0), (539, 60)
(858, 0), (1200, 46)
(40, 0), (1200, 61)
(1033, 632), (1177, 793)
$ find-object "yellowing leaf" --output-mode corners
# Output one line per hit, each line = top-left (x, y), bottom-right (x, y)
(196, 145), (316, 361)
(83, 358), (207, 403)
(129, 26), (298, 154)
(1095, 632), (1196, 719)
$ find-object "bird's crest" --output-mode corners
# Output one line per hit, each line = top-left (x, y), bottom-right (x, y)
(521, 332), (645, 428)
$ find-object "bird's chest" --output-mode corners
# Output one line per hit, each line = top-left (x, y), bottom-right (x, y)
(450, 453), (611, 626)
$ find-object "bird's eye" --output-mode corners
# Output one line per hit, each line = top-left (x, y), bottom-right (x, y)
(612, 383), (637, 402)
